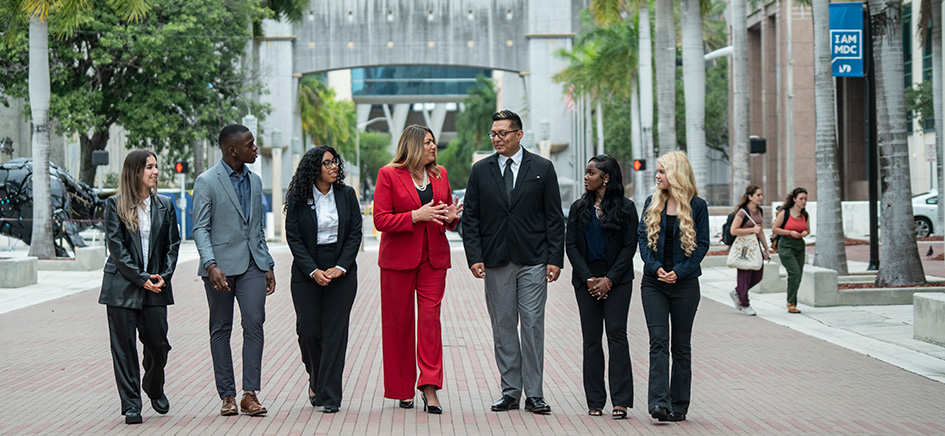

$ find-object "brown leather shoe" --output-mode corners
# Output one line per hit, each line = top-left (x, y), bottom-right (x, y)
(220, 395), (238, 416)
(240, 392), (268, 416)
(787, 303), (802, 314)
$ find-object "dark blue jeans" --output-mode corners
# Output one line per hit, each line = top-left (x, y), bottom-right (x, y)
(641, 275), (700, 415)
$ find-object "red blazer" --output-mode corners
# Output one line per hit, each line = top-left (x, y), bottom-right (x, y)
(374, 165), (457, 270)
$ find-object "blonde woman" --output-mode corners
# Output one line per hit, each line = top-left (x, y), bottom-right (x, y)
(374, 125), (462, 414)
(100, 150), (181, 424)
(636, 151), (709, 423)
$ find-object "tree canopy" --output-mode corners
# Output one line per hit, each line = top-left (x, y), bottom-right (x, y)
(0, 0), (271, 184)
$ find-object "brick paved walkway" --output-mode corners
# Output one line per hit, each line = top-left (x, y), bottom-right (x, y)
(2, 245), (944, 435)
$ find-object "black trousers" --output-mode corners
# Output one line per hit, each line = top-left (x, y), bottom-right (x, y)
(573, 260), (633, 409)
(106, 305), (171, 414)
(290, 243), (357, 408)
(640, 275), (700, 415)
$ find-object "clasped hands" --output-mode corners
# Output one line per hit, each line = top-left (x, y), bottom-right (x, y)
(412, 200), (463, 225)
(143, 275), (165, 293)
(587, 276), (612, 300)
(312, 267), (345, 286)
(657, 267), (677, 284)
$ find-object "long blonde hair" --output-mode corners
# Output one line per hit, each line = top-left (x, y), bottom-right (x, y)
(116, 150), (157, 233)
(388, 124), (441, 178)
(643, 151), (699, 255)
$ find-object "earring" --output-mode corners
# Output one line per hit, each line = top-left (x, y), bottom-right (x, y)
(603, 180), (608, 185)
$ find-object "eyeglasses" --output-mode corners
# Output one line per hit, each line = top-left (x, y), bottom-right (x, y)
(321, 159), (340, 168)
(488, 129), (520, 139)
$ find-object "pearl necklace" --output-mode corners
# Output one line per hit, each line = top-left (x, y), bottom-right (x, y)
(413, 172), (429, 191)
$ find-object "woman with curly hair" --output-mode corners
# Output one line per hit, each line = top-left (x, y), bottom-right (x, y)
(374, 125), (461, 414)
(284, 146), (362, 413)
(637, 151), (709, 423)
(565, 155), (639, 419)
(771, 187), (810, 314)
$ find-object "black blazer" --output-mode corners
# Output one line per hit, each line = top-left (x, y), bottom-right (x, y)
(462, 148), (565, 269)
(637, 195), (710, 281)
(99, 194), (181, 309)
(566, 197), (639, 288)
(284, 184), (362, 280)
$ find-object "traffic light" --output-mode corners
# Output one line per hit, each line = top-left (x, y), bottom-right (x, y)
(632, 159), (646, 171)
(175, 161), (189, 174)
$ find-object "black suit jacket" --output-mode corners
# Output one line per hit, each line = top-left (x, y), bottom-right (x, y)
(462, 148), (565, 268)
(99, 194), (181, 309)
(284, 184), (362, 280)
(566, 197), (639, 288)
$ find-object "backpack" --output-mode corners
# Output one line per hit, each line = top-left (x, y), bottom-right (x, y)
(721, 207), (752, 246)
(722, 208), (742, 246)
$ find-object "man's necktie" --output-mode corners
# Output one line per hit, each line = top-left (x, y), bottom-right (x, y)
(504, 159), (514, 200)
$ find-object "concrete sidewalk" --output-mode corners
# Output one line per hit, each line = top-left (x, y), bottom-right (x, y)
(1, 242), (944, 435)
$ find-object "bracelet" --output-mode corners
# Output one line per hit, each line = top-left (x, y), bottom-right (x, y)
(207, 264), (217, 273)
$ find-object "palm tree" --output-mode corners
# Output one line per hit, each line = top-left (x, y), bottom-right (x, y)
(654, 0), (676, 154)
(867, 0), (927, 286)
(298, 76), (356, 159)
(3, 0), (150, 258)
(680, 0), (707, 188)
(810, 0), (849, 275)
(730, 0), (750, 203)
(590, 0), (653, 206)
(918, 0), (943, 231)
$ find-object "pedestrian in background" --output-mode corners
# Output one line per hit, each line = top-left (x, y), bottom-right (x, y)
(192, 124), (276, 417)
(284, 146), (362, 413)
(772, 187), (810, 314)
(637, 151), (709, 423)
(565, 155), (638, 419)
(100, 150), (180, 424)
(374, 125), (461, 414)
(728, 185), (771, 316)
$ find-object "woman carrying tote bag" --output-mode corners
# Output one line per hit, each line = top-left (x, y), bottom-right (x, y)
(725, 185), (770, 316)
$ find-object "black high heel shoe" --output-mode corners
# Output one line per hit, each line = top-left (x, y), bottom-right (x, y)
(398, 400), (414, 409)
(421, 392), (442, 414)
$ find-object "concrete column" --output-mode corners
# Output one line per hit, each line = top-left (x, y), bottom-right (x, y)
(356, 104), (372, 127)
(422, 103), (448, 140)
(383, 103), (411, 153)
(272, 145), (284, 240)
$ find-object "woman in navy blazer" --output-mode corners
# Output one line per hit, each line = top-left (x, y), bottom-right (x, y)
(565, 155), (638, 419)
(637, 151), (709, 423)
(284, 146), (362, 413)
(100, 150), (180, 425)
(374, 125), (461, 414)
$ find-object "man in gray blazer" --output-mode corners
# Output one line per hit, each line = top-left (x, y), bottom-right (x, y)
(193, 124), (276, 417)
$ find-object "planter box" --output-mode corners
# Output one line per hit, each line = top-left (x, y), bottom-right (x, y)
(914, 293), (945, 346)
(0, 256), (38, 288)
(38, 247), (106, 271)
(800, 265), (945, 306)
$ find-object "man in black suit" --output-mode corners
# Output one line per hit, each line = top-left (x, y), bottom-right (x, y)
(462, 110), (565, 414)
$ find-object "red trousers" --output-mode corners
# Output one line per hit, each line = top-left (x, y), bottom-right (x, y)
(380, 233), (446, 400)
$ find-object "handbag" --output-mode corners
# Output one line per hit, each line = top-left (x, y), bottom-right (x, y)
(726, 213), (763, 270)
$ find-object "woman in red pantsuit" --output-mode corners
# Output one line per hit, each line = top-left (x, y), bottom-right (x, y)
(374, 125), (462, 414)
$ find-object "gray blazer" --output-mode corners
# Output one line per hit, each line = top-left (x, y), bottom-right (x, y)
(192, 161), (274, 277)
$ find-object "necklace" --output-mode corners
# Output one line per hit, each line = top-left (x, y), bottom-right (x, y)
(413, 172), (428, 191)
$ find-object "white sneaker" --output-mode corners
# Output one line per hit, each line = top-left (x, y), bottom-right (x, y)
(729, 290), (741, 309)
(739, 306), (757, 316)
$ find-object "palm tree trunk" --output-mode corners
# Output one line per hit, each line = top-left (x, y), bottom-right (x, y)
(681, 0), (707, 188)
(811, 0), (849, 275)
(631, 82), (645, 211)
(932, 0), (943, 232)
(869, 0), (927, 285)
(27, 17), (56, 258)
(639, 4), (656, 200)
(79, 129), (110, 186)
(655, 0), (676, 154)
(596, 98), (605, 155)
(731, 0), (751, 202)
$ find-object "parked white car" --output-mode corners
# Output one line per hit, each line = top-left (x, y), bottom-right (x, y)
(912, 191), (937, 238)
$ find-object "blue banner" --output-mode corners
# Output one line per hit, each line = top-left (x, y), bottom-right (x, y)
(830, 3), (865, 77)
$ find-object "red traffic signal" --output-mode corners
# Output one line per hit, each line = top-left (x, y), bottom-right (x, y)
(632, 159), (646, 171)
(175, 161), (189, 174)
